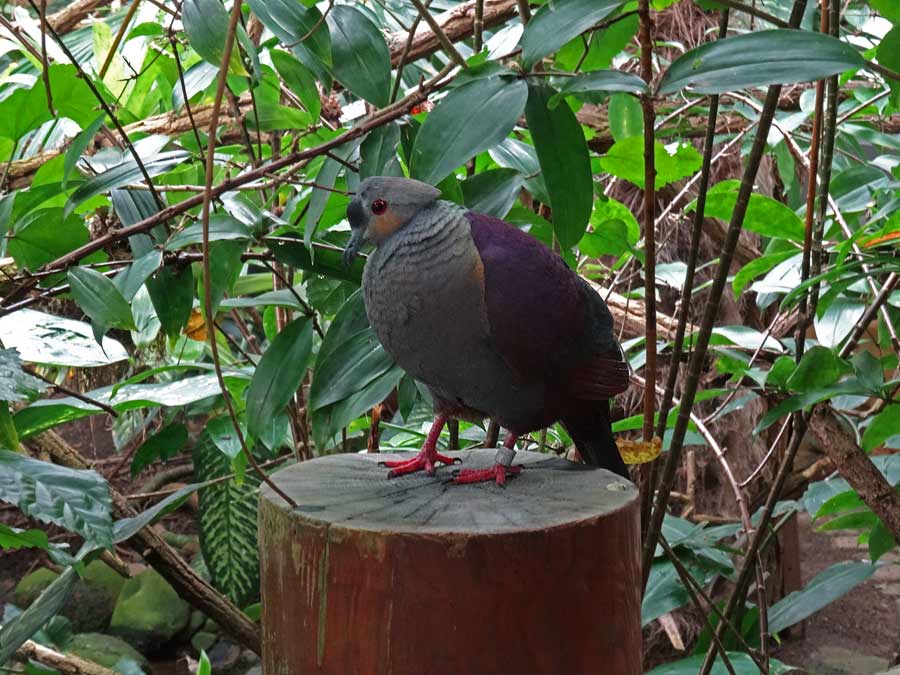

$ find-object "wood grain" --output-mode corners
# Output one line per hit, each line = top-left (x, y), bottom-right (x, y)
(259, 449), (642, 675)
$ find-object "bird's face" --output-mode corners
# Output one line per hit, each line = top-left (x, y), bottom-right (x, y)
(343, 176), (441, 266)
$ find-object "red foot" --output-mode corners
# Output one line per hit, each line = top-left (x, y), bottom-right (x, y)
(452, 463), (522, 487)
(381, 448), (459, 478)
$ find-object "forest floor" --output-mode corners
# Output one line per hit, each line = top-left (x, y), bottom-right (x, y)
(773, 513), (899, 675)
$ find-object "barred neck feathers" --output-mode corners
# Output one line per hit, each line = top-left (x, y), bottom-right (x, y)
(369, 201), (469, 275)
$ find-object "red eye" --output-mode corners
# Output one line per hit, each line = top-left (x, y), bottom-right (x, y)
(371, 199), (387, 215)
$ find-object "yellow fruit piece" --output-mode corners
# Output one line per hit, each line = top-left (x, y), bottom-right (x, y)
(184, 309), (208, 343)
(616, 436), (662, 465)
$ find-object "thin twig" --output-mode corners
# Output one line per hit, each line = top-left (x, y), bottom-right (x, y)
(409, 0), (468, 68)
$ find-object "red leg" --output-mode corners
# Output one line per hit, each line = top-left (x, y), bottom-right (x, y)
(452, 432), (523, 486)
(380, 415), (459, 478)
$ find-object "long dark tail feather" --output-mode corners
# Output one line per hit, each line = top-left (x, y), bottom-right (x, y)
(561, 400), (629, 479)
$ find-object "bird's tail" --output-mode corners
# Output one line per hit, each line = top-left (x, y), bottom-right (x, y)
(561, 400), (628, 478)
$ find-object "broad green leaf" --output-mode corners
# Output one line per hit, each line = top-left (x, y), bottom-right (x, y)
(869, 0), (900, 22)
(327, 5), (391, 107)
(768, 561), (877, 635)
(608, 94), (643, 142)
(145, 264), (194, 339)
(600, 137), (702, 190)
(68, 267), (136, 333)
(642, 558), (718, 626)
(868, 520), (896, 562)
(0, 309), (127, 367)
(65, 150), (190, 217)
(877, 26), (900, 107)
(63, 113), (105, 187)
(0, 81), (51, 142)
(785, 346), (852, 393)
(733, 250), (799, 297)
(8, 209), (92, 273)
(0, 567), (77, 665)
(520, 0), (626, 70)
(182, 0), (248, 75)
(460, 168), (523, 218)
(658, 30), (865, 94)
(360, 123), (402, 179)
(852, 351), (884, 393)
(245, 0), (332, 83)
(0, 349), (44, 403)
(410, 75), (528, 186)
(765, 356), (797, 390)
(862, 404), (900, 453)
(14, 373), (232, 439)
(756, 381), (868, 432)
(689, 181), (805, 242)
(315, 365), (403, 449)
(0, 525), (49, 551)
(524, 82), (592, 248)
(489, 138), (549, 204)
(113, 250), (162, 302)
(310, 330), (395, 412)
(194, 431), (262, 606)
(201, 240), (244, 314)
(113, 483), (204, 544)
(814, 297), (866, 349)
(645, 653), (793, 675)
(246, 318), (313, 440)
(267, 235), (365, 284)
(165, 215), (251, 250)
(131, 422), (190, 477)
(198, 651), (213, 675)
(548, 70), (647, 109)
(270, 49), (321, 122)
(206, 415), (245, 460)
(0, 450), (113, 548)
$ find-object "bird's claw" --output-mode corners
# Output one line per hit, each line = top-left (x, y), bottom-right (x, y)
(380, 449), (457, 478)
(450, 463), (522, 487)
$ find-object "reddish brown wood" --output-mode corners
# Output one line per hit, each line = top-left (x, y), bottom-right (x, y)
(259, 448), (641, 675)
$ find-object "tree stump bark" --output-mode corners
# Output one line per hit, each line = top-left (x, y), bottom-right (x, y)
(259, 448), (642, 675)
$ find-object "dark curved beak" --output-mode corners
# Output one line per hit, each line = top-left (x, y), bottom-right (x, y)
(343, 228), (365, 267)
(343, 197), (367, 267)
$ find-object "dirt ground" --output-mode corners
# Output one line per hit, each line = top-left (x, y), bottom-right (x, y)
(773, 513), (900, 675)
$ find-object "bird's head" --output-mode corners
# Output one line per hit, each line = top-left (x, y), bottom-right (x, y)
(343, 176), (441, 266)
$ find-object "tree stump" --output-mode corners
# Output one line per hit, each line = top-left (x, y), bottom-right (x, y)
(259, 448), (642, 675)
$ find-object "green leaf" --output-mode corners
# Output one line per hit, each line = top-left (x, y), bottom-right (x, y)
(460, 169), (523, 218)
(203, 240), (245, 314)
(600, 137), (702, 190)
(814, 297), (866, 349)
(68, 267), (136, 333)
(63, 114), (105, 187)
(489, 138), (549, 204)
(785, 346), (852, 393)
(206, 415), (244, 460)
(0, 81), (51, 142)
(765, 356), (797, 390)
(658, 29), (865, 95)
(768, 561), (877, 635)
(165, 215), (251, 250)
(246, 318), (313, 440)
(608, 93), (644, 142)
(113, 250), (162, 302)
(65, 150), (190, 217)
(130, 422), (190, 477)
(266, 235), (365, 284)
(410, 75), (528, 186)
(642, 558), (718, 626)
(194, 431), (262, 606)
(327, 5), (391, 107)
(360, 123), (402, 180)
(0, 525), (49, 551)
(182, 0), (248, 75)
(755, 382), (867, 432)
(0, 567), (78, 665)
(113, 483), (204, 544)
(270, 49), (321, 122)
(520, 0), (627, 70)
(689, 181), (805, 242)
(733, 250), (799, 297)
(8, 209), (92, 273)
(145, 264), (194, 339)
(524, 82), (592, 248)
(548, 70), (647, 109)
(0, 403), (18, 453)
(0, 349), (45, 403)
(862, 404), (900, 453)
(868, 520), (896, 562)
(645, 653), (793, 675)
(0, 450), (113, 548)
(198, 650), (213, 675)
(246, 0), (332, 83)
(0, 309), (128, 367)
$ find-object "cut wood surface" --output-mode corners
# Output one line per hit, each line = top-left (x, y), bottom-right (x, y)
(259, 448), (642, 675)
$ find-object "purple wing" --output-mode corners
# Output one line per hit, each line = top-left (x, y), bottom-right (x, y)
(466, 211), (629, 399)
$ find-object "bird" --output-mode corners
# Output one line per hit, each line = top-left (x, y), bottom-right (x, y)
(343, 176), (631, 486)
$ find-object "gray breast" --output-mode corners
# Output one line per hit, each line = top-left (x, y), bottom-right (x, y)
(362, 202), (533, 419)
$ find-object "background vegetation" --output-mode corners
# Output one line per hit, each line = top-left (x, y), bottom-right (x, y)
(0, 0), (898, 672)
